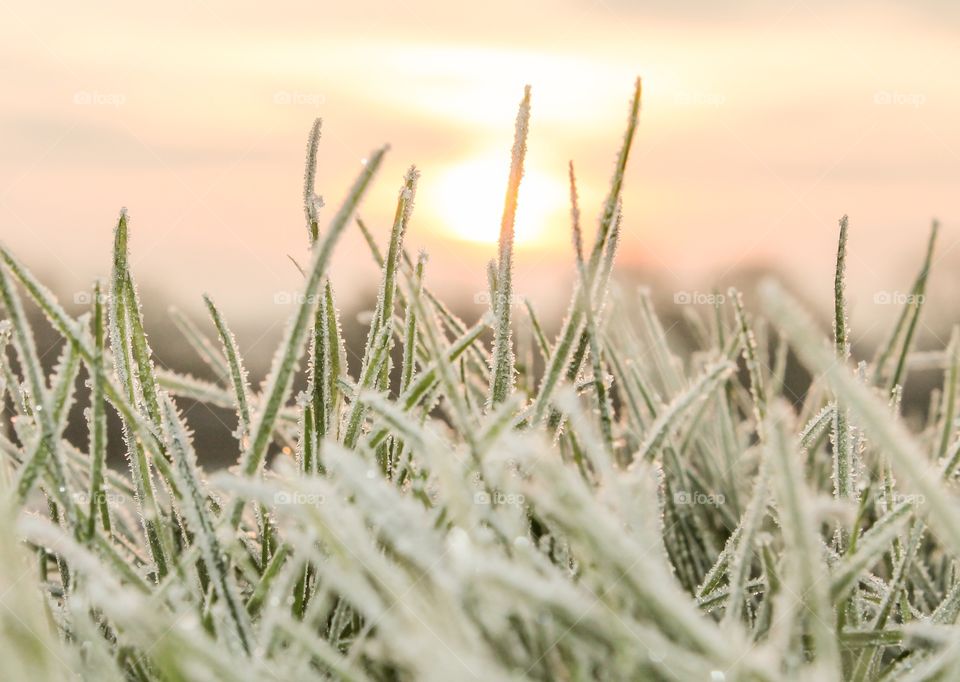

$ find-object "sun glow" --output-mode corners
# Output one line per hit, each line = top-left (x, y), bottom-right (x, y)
(433, 156), (566, 246)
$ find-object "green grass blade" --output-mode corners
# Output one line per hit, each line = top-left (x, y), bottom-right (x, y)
(230, 145), (387, 527)
(86, 281), (110, 539)
(765, 402), (841, 677)
(936, 325), (959, 463)
(0, 263), (62, 506)
(109, 209), (171, 578)
(169, 306), (230, 382)
(633, 360), (734, 462)
(400, 253), (426, 394)
(203, 295), (252, 443)
(488, 86), (530, 408)
(159, 393), (253, 653)
(832, 216), (855, 505)
(341, 168), (418, 451)
(568, 161), (614, 451)
(876, 221), (938, 391)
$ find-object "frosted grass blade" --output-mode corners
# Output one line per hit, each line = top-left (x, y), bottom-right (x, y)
(203, 295), (252, 443)
(488, 86), (530, 408)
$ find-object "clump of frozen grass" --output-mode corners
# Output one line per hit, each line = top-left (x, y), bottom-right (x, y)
(1, 78), (960, 681)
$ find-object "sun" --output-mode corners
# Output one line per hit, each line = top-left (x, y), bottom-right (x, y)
(433, 156), (566, 246)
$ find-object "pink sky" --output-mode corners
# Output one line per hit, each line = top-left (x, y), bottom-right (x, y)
(2, 1), (960, 343)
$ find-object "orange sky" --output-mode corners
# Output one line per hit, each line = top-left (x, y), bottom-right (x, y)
(2, 1), (960, 341)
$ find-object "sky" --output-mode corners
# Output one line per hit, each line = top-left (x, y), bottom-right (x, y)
(2, 1), (960, 344)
